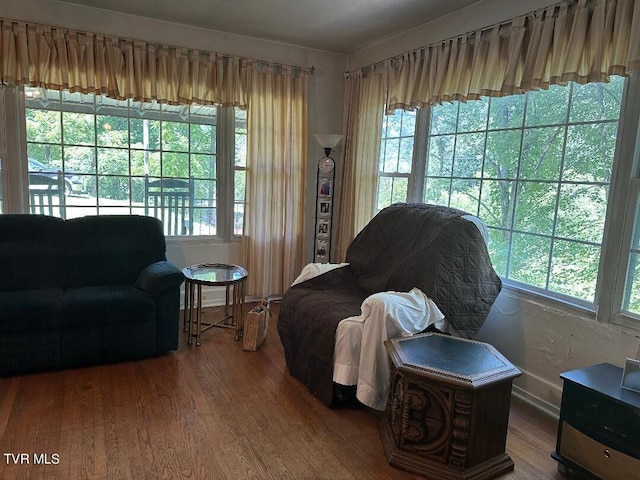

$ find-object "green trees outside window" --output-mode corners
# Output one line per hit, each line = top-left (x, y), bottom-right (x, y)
(378, 76), (625, 306)
(24, 88), (246, 237)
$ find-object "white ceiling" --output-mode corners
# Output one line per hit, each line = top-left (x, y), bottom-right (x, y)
(58, 0), (481, 54)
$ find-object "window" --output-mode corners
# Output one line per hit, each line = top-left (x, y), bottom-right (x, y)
(234, 109), (247, 236)
(378, 76), (627, 307)
(377, 110), (416, 211)
(20, 87), (245, 238)
(624, 205), (640, 314)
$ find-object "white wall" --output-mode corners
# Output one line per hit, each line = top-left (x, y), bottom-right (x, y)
(3, 0), (347, 302)
(348, 0), (562, 71)
(348, 0), (640, 415)
(476, 289), (640, 415)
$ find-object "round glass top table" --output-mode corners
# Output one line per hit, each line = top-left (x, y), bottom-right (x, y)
(182, 263), (248, 345)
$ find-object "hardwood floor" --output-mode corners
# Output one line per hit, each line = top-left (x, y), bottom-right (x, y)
(0, 304), (567, 479)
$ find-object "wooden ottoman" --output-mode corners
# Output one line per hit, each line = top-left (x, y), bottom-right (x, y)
(380, 333), (521, 480)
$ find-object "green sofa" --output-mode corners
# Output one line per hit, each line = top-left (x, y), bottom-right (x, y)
(0, 214), (185, 376)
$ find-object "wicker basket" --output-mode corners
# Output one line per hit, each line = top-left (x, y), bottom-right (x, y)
(243, 300), (270, 351)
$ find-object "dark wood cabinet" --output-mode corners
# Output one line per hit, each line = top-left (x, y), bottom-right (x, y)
(552, 363), (640, 480)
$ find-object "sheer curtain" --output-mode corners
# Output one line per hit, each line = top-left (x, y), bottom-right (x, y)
(242, 64), (310, 297)
(334, 65), (388, 262)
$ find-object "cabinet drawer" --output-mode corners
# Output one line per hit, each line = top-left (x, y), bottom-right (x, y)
(562, 381), (640, 456)
(559, 422), (640, 480)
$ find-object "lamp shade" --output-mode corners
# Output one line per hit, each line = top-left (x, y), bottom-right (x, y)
(314, 134), (343, 149)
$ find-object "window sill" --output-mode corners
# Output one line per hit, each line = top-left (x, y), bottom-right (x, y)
(609, 311), (640, 333)
(501, 281), (640, 333)
(165, 235), (243, 246)
(500, 281), (597, 319)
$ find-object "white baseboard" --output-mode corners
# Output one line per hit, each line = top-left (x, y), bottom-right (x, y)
(180, 285), (229, 309)
(179, 285), (263, 309)
(511, 366), (562, 419)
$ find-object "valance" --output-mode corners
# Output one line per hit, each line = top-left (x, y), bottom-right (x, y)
(373, 0), (640, 111)
(0, 18), (311, 107)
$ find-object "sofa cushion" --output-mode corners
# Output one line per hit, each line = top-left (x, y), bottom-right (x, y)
(0, 289), (64, 333)
(0, 215), (65, 292)
(63, 215), (167, 288)
(62, 285), (155, 328)
(0, 329), (61, 376)
(61, 319), (156, 368)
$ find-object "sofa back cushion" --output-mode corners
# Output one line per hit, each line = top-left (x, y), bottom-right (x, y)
(0, 214), (65, 291)
(63, 215), (167, 287)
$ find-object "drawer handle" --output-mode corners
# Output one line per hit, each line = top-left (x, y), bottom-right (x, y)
(603, 449), (610, 458)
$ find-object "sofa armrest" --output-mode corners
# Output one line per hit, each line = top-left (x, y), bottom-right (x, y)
(135, 261), (185, 293)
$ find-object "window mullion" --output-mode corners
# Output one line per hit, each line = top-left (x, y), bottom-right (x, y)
(216, 106), (235, 241)
(410, 108), (430, 203)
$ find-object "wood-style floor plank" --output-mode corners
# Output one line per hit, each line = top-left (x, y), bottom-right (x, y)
(0, 304), (567, 479)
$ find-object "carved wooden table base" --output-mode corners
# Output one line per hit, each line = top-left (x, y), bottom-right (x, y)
(380, 333), (521, 480)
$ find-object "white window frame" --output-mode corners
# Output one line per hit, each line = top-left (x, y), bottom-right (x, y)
(599, 73), (640, 329)
(376, 108), (429, 211)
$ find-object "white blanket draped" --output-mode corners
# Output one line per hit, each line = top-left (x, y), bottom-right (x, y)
(290, 262), (349, 286)
(332, 287), (445, 410)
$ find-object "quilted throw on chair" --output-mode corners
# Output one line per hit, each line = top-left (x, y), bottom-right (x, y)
(277, 203), (502, 407)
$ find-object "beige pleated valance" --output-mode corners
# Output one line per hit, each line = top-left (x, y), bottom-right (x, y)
(0, 18), (311, 107)
(372, 0), (640, 111)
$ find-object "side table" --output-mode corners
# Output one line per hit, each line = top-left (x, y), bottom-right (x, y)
(551, 363), (640, 480)
(182, 263), (248, 345)
(381, 333), (521, 480)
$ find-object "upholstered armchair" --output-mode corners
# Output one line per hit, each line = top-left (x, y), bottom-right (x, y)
(277, 203), (502, 407)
